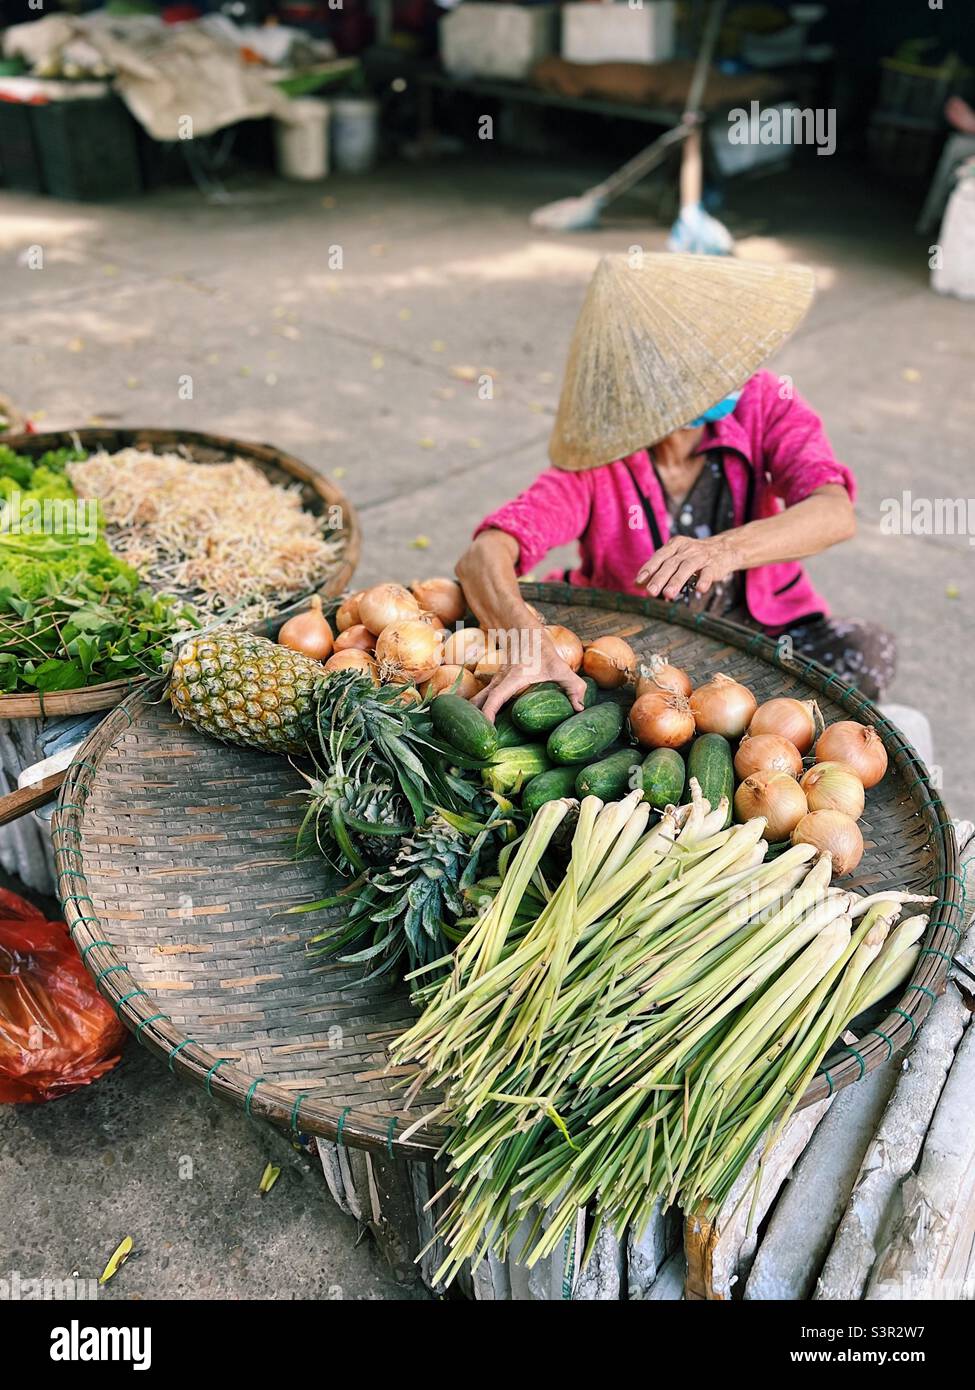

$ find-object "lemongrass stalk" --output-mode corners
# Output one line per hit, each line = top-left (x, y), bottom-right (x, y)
(706, 918), (852, 1091)
(849, 891), (935, 918)
(582, 797), (652, 897)
(853, 913), (928, 1014)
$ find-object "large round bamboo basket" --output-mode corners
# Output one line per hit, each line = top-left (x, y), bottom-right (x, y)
(52, 586), (962, 1159)
(0, 427), (361, 720)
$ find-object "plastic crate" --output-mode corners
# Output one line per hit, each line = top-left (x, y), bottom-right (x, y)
(877, 57), (963, 125)
(30, 94), (142, 200)
(0, 98), (43, 192)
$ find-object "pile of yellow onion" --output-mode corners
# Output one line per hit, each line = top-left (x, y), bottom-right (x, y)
(731, 698), (887, 877)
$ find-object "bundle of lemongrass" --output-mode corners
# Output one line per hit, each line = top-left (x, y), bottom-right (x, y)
(390, 785), (932, 1286)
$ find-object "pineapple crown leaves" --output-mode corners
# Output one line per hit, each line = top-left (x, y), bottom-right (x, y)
(304, 802), (513, 983)
(312, 670), (489, 823)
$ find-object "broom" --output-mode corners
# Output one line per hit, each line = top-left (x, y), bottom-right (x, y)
(530, 0), (731, 251)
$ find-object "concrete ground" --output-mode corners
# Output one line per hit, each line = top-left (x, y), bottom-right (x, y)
(0, 150), (971, 1300)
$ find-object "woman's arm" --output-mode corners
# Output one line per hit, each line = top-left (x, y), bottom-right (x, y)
(636, 485), (855, 599)
(456, 529), (589, 721)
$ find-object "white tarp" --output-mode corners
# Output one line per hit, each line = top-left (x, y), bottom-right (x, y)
(3, 13), (299, 140)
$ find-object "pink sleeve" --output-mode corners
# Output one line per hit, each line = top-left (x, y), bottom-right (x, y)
(761, 384), (857, 507)
(474, 468), (593, 575)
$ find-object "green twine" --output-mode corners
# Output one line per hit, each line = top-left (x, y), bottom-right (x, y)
(69, 916), (100, 938)
(290, 1092), (310, 1134)
(244, 1076), (265, 1117)
(891, 1006), (918, 1038)
(871, 1028), (896, 1060)
(912, 984), (938, 1005)
(204, 1057), (230, 1095)
(135, 1013), (167, 1039)
(838, 1043), (867, 1079)
(386, 1116), (397, 1158)
(115, 989), (149, 1015)
(336, 1106), (351, 1147)
(94, 963), (127, 987)
(817, 1066), (835, 1096)
(920, 946), (954, 968)
(80, 938), (112, 963)
(167, 1038), (196, 1072)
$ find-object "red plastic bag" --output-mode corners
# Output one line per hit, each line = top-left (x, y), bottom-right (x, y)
(0, 888), (126, 1103)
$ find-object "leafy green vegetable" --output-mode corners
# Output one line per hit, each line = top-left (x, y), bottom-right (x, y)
(0, 445), (196, 693)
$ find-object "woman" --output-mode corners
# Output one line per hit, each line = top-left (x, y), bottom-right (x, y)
(457, 253), (895, 720)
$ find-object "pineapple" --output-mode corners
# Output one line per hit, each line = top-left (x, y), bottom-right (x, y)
(168, 631), (323, 755)
(304, 807), (510, 981)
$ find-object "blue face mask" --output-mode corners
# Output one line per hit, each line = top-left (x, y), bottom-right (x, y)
(687, 390), (742, 428)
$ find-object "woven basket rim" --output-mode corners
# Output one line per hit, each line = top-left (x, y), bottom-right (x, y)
(54, 583), (963, 1158)
(0, 426), (361, 722)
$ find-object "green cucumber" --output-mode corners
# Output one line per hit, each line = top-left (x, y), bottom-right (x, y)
(511, 677), (597, 735)
(575, 748), (644, 801)
(687, 733), (734, 827)
(547, 701), (625, 765)
(482, 744), (552, 795)
(641, 748), (686, 811)
(430, 693), (498, 760)
(521, 765), (579, 816)
(494, 706), (530, 748)
(512, 685), (574, 735)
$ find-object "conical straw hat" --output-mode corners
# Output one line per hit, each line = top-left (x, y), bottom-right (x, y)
(549, 252), (816, 471)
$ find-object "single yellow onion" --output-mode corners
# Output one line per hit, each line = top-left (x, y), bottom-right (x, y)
(323, 649), (379, 684)
(734, 732), (803, 780)
(629, 690), (695, 749)
(546, 625), (584, 672)
(375, 620), (443, 683)
(333, 623), (376, 653)
(421, 664), (481, 699)
(791, 809), (864, 877)
(800, 761), (865, 820)
(734, 771), (808, 840)
(334, 589), (365, 632)
(748, 697), (820, 753)
(583, 635), (636, 688)
(690, 673), (757, 737)
(358, 582), (421, 636)
(442, 626), (488, 669)
(636, 654), (693, 699)
(815, 721), (888, 788)
(411, 576), (466, 625)
(277, 594), (333, 662)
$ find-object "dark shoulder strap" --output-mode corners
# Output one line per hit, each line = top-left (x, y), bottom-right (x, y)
(622, 457), (665, 552)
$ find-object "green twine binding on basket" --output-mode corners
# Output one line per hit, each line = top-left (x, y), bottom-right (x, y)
(336, 1106), (351, 1147)
(115, 989), (149, 1015)
(920, 946), (954, 969)
(135, 1013), (167, 1040)
(167, 1038), (196, 1072)
(94, 963), (128, 987)
(837, 1043), (867, 1079)
(69, 917), (100, 938)
(291, 1092), (310, 1135)
(244, 1077), (265, 1117)
(204, 1057), (230, 1096)
(80, 938), (112, 963)
(891, 1006), (918, 1037)
(912, 984), (938, 1006)
(870, 1027), (896, 1060)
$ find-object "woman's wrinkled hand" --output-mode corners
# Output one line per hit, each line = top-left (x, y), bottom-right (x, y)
(471, 629), (589, 723)
(636, 533), (741, 601)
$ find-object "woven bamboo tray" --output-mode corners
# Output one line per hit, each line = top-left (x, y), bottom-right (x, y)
(53, 584), (963, 1160)
(0, 427), (361, 721)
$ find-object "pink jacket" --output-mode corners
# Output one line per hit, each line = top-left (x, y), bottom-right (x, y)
(475, 370), (856, 630)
